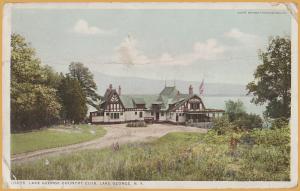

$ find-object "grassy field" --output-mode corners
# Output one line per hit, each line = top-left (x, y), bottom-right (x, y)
(12, 127), (290, 181)
(11, 125), (106, 155)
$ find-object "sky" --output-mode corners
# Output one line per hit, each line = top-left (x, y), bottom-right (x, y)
(11, 4), (292, 85)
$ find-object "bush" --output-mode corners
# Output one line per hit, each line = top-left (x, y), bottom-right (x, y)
(212, 116), (242, 135)
(233, 113), (263, 130)
(271, 117), (289, 129)
(126, 121), (147, 128)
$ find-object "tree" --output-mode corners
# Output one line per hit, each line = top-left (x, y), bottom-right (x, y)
(11, 33), (45, 85)
(11, 33), (62, 132)
(58, 75), (87, 124)
(225, 99), (245, 122)
(42, 65), (63, 89)
(247, 36), (291, 119)
(11, 83), (62, 131)
(68, 62), (101, 107)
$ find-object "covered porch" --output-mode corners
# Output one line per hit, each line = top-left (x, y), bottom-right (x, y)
(185, 109), (225, 123)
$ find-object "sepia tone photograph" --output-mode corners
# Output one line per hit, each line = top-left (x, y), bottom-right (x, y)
(2, 2), (298, 189)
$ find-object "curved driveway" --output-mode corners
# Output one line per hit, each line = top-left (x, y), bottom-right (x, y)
(12, 124), (207, 164)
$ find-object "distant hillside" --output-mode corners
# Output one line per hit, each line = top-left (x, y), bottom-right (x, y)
(94, 72), (248, 96)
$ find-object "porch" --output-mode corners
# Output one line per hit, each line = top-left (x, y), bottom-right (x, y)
(185, 109), (225, 123)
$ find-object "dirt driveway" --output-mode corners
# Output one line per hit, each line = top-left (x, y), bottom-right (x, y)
(11, 123), (207, 164)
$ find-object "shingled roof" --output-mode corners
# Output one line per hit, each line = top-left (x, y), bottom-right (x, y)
(100, 86), (194, 110)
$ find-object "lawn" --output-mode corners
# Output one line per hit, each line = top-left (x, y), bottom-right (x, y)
(11, 125), (106, 155)
(12, 127), (290, 181)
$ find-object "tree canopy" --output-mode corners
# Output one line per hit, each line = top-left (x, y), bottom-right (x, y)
(11, 34), (95, 131)
(246, 36), (291, 119)
(225, 99), (245, 122)
(68, 62), (101, 107)
(11, 33), (61, 132)
(58, 75), (88, 124)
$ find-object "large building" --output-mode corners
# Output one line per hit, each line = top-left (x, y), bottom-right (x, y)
(90, 84), (224, 125)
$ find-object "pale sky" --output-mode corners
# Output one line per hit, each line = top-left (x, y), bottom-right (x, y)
(11, 4), (292, 84)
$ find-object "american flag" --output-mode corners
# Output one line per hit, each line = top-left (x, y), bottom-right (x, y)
(199, 79), (204, 96)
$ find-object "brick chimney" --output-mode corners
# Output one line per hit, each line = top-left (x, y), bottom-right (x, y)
(176, 90), (180, 99)
(189, 85), (193, 95)
(118, 85), (121, 96)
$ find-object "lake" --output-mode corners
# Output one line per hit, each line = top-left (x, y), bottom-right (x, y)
(202, 96), (266, 116)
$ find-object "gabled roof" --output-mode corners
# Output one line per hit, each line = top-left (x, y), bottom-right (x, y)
(136, 95), (158, 108)
(98, 86), (206, 111)
(119, 95), (134, 108)
(120, 95), (158, 109)
(159, 86), (177, 97)
(170, 94), (206, 111)
(132, 97), (146, 105)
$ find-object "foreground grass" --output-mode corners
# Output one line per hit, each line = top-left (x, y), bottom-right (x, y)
(11, 125), (106, 155)
(12, 128), (290, 181)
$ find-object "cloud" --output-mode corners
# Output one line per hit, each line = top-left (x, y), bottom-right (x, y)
(115, 36), (150, 65)
(73, 19), (114, 35)
(115, 37), (225, 66)
(224, 28), (260, 44)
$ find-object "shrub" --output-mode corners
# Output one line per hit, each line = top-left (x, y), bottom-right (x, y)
(271, 117), (289, 129)
(212, 116), (240, 135)
(233, 113), (263, 130)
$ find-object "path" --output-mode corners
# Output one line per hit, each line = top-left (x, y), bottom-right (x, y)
(11, 124), (207, 164)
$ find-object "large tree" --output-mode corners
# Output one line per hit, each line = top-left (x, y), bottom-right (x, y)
(68, 62), (101, 107)
(11, 83), (61, 131)
(11, 33), (61, 131)
(58, 75), (88, 124)
(225, 99), (245, 122)
(247, 36), (291, 119)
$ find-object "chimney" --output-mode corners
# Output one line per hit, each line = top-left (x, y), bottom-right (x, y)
(176, 90), (180, 99)
(189, 85), (193, 95)
(118, 85), (121, 96)
(109, 84), (113, 90)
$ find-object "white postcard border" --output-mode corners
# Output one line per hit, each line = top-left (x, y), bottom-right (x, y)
(2, 2), (298, 189)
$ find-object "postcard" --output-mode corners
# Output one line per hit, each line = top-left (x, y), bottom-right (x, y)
(2, 2), (298, 189)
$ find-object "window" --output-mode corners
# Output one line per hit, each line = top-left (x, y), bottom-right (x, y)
(120, 112), (123, 116)
(179, 113), (181, 116)
(106, 113), (109, 116)
(113, 113), (119, 119)
(151, 112), (154, 116)
(191, 103), (200, 110)
(161, 112), (164, 116)
(97, 112), (101, 116)
(139, 112), (143, 118)
(110, 113), (113, 118)
(135, 112), (137, 115)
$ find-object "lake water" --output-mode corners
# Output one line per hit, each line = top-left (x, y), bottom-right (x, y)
(202, 96), (266, 116)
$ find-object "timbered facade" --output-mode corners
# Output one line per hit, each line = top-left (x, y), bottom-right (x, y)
(90, 84), (224, 124)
